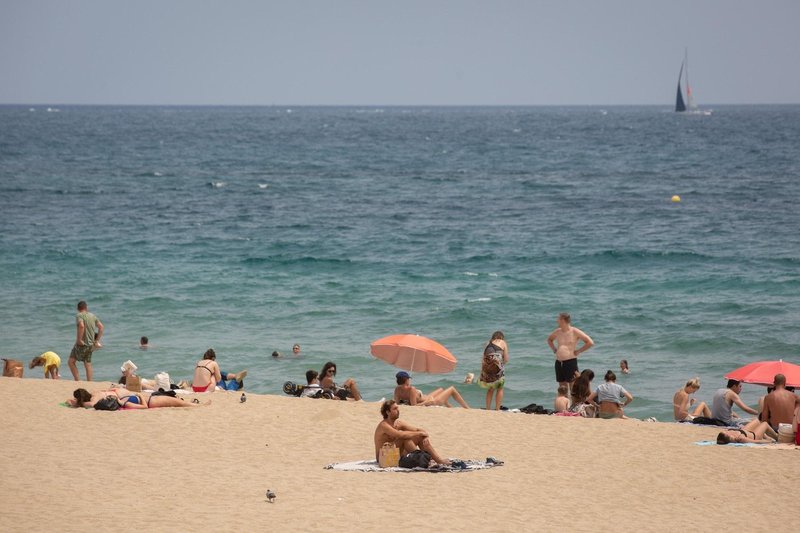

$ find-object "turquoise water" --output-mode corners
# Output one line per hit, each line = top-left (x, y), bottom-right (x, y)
(1, 105), (799, 419)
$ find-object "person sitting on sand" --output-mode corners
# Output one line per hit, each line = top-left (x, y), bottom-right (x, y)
(394, 371), (470, 409)
(760, 374), (800, 431)
(569, 369), (597, 417)
(29, 351), (61, 379)
(192, 349), (247, 392)
(68, 387), (208, 409)
(319, 361), (362, 401)
(300, 370), (325, 398)
(673, 377), (712, 422)
(711, 379), (758, 426)
(716, 419), (776, 445)
(374, 400), (450, 466)
(587, 370), (632, 419)
(554, 384), (570, 413)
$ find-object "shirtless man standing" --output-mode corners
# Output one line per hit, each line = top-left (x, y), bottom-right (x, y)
(374, 400), (450, 466)
(547, 312), (594, 392)
(673, 377), (712, 421)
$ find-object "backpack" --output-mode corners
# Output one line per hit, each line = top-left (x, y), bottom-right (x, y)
(398, 450), (432, 469)
(94, 396), (121, 411)
(483, 344), (501, 375)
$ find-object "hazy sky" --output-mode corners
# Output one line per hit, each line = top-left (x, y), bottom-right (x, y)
(1, 0), (798, 106)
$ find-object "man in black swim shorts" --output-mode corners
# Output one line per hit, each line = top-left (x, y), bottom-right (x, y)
(547, 312), (594, 393)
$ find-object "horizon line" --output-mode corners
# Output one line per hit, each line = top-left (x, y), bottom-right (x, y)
(3, 102), (799, 108)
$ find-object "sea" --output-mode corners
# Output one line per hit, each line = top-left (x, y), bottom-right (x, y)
(1, 104), (799, 420)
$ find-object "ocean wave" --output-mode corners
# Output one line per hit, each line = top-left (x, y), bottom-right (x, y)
(582, 249), (714, 261)
(241, 255), (354, 267)
(467, 297), (491, 303)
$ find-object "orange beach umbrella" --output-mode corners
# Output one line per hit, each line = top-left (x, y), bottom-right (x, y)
(724, 359), (800, 388)
(370, 334), (457, 374)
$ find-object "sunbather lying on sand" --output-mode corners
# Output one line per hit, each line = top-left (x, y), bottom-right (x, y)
(68, 387), (209, 409)
(716, 419), (776, 445)
(393, 371), (470, 408)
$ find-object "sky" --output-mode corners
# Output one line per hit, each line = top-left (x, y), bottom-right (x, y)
(1, 0), (798, 106)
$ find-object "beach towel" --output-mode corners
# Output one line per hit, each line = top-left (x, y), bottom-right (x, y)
(324, 459), (503, 473)
(694, 441), (796, 449)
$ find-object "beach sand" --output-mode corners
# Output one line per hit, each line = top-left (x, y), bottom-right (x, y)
(1, 376), (796, 532)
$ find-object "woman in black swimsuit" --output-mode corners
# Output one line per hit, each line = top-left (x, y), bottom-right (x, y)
(716, 419), (776, 444)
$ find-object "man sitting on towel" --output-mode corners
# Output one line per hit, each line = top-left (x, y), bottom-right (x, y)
(374, 400), (450, 466)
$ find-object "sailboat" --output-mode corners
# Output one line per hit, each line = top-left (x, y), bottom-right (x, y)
(674, 49), (711, 114)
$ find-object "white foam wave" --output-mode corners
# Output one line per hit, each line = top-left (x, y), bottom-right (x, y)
(258, 183), (269, 189)
(467, 297), (491, 303)
(463, 271), (478, 276)
(210, 181), (227, 188)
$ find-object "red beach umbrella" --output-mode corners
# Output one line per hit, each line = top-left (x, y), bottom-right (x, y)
(724, 360), (800, 388)
(370, 334), (457, 374)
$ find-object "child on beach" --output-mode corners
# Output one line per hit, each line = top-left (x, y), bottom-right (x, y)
(29, 351), (61, 379)
(28, 352), (61, 379)
(554, 384), (570, 413)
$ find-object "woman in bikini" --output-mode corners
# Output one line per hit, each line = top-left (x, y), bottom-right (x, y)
(68, 387), (209, 408)
(191, 348), (247, 392)
(716, 419), (776, 445)
(192, 349), (223, 392)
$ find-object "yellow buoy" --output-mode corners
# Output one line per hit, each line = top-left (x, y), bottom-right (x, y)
(671, 195), (681, 203)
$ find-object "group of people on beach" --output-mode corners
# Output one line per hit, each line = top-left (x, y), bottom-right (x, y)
(16, 301), (800, 448)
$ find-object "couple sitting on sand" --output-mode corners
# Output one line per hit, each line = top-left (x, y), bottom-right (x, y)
(299, 362), (363, 400)
(565, 369), (632, 418)
(393, 371), (470, 408)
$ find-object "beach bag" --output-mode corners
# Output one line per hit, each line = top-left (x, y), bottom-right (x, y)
(378, 443), (400, 468)
(399, 450), (431, 469)
(151, 389), (177, 398)
(154, 372), (171, 391)
(94, 396), (120, 411)
(2, 358), (24, 378)
(691, 416), (726, 427)
(126, 375), (142, 392)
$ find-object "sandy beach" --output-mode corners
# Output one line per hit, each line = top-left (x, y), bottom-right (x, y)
(1, 376), (797, 532)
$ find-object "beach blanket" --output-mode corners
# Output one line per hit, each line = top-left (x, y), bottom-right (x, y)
(324, 459), (503, 473)
(694, 441), (796, 449)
